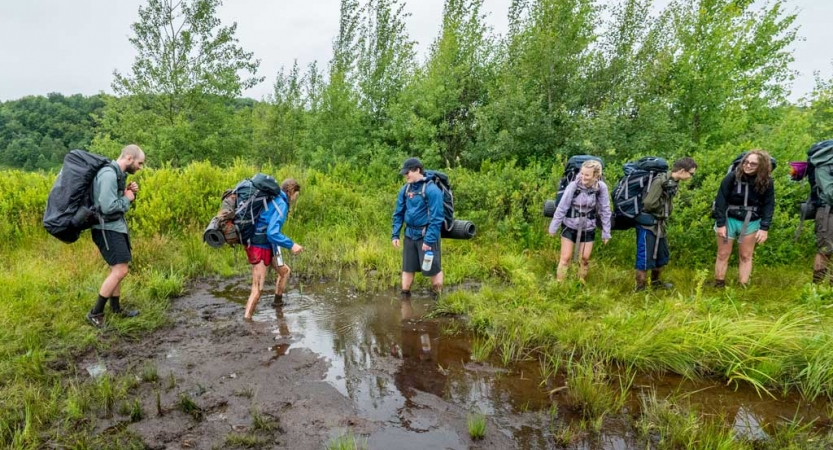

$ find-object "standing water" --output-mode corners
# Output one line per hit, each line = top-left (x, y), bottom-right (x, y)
(211, 279), (831, 448)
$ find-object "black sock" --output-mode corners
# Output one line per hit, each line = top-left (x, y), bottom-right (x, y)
(92, 295), (108, 315)
(109, 296), (121, 312)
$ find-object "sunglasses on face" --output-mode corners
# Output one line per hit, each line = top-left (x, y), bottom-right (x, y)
(743, 160), (759, 168)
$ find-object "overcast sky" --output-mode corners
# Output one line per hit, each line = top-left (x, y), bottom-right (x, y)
(0, 0), (830, 103)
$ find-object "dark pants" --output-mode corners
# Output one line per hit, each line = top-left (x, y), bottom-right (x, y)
(402, 237), (442, 276)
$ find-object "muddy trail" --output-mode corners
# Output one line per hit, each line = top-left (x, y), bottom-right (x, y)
(80, 277), (831, 449)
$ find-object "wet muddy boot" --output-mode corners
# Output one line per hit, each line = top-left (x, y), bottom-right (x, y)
(109, 296), (140, 318)
(635, 270), (647, 292)
(271, 294), (283, 307)
(711, 279), (726, 289)
(813, 269), (827, 285)
(400, 290), (412, 300)
(86, 311), (105, 328)
(651, 269), (673, 290)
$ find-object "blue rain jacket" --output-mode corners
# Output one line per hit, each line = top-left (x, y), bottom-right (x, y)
(252, 191), (294, 251)
(391, 177), (444, 245)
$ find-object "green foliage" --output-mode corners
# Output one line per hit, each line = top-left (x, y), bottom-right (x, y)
(0, 93), (104, 170)
(327, 431), (367, 450)
(101, 0), (263, 165)
(467, 412), (487, 439)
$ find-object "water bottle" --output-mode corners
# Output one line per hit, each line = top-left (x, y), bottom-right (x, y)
(420, 333), (431, 353)
(422, 251), (434, 271)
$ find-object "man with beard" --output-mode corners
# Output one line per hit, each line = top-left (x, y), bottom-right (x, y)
(86, 144), (146, 327)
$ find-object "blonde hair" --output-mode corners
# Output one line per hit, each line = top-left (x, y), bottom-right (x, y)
(581, 160), (603, 187)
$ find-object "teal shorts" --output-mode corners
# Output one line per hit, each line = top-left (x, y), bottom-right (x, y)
(715, 217), (760, 240)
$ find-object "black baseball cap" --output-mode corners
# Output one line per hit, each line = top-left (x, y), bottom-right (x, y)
(399, 157), (423, 175)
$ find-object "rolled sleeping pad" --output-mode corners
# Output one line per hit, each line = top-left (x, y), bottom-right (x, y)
(441, 220), (476, 240)
(543, 199), (557, 218)
(203, 217), (226, 248)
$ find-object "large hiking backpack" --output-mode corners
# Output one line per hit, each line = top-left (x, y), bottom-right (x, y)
(203, 173), (282, 248)
(43, 150), (124, 243)
(611, 157), (669, 230)
(406, 170), (454, 231)
(794, 140), (833, 240)
(542, 155), (604, 218)
(401, 170), (476, 239)
(710, 151), (778, 219)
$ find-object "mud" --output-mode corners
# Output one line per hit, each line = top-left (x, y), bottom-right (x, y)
(79, 277), (832, 449)
(80, 278), (524, 449)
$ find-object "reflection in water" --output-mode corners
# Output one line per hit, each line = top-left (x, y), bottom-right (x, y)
(212, 280), (832, 449)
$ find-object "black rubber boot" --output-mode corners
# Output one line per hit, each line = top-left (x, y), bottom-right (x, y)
(635, 270), (647, 292)
(813, 269), (827, 284)
(651, 269), (673, 289)
(271, 295), (284, 307)
(711, 279), (726, 289)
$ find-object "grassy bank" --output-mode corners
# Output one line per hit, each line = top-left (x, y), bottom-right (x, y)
(1, 160), (832, 447)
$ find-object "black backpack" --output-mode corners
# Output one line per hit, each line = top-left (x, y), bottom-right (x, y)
(611, 157), (669, 230)
(407, 170), (454, 234)
(543, 155), (604, 218)
(43, 150), (125, 243)
(204, 173), (282, 248)
(710, 152), (777, 219)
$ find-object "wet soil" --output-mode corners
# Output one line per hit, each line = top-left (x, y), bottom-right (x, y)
(79, 277), (832, 449)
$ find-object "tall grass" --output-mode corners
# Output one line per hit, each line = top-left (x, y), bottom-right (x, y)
(1, 161), (832, 447)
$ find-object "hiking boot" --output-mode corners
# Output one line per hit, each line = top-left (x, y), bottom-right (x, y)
(113, 309), (140, 318)
(651, 280), (674, 290)
(86, 312), (105, 328)
(271, 295), (284, 307)
(400, 290), (412, 300)
(635, 270), (647, 292)
(813, 269), (827, 284)
(711, 279), (726, 289)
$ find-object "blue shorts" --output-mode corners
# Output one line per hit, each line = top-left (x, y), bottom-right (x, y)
(635, 227), (669, 271)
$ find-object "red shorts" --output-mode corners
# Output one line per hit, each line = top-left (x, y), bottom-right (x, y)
(246, 246), (272, 266)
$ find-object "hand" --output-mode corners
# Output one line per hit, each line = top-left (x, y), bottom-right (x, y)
(291, 243), (304, 254)
(127, 181), (139, 193)
(392, 239), (400, 248)
(716, 226), (727, 239)
(603, 238), (610, 245)
(125, 189), (136, 201)
(422, 243), (432, 251)
(755, 230), (768, 244)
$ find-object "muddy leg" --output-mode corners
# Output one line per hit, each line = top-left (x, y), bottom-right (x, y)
(273, 264), (291, 306)
(244, 262), (268, 320)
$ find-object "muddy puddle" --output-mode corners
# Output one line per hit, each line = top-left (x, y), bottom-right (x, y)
(83, 277), (832, 449)
(210, 278), (831, 448)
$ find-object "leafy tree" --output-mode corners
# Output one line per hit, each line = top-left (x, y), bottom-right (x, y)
(664, 0), (797, 147)
(100, 0), (263, 164)
(391, 0), (494, 168)
(805, 65), (833, 140)
(476, 0), (599, 165)
(0, 94), (104, 170)
(304, 0), (366, 168)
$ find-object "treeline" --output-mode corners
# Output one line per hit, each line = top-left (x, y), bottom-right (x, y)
(2, 0), (833, 173)
(0, 94), (104, 170)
